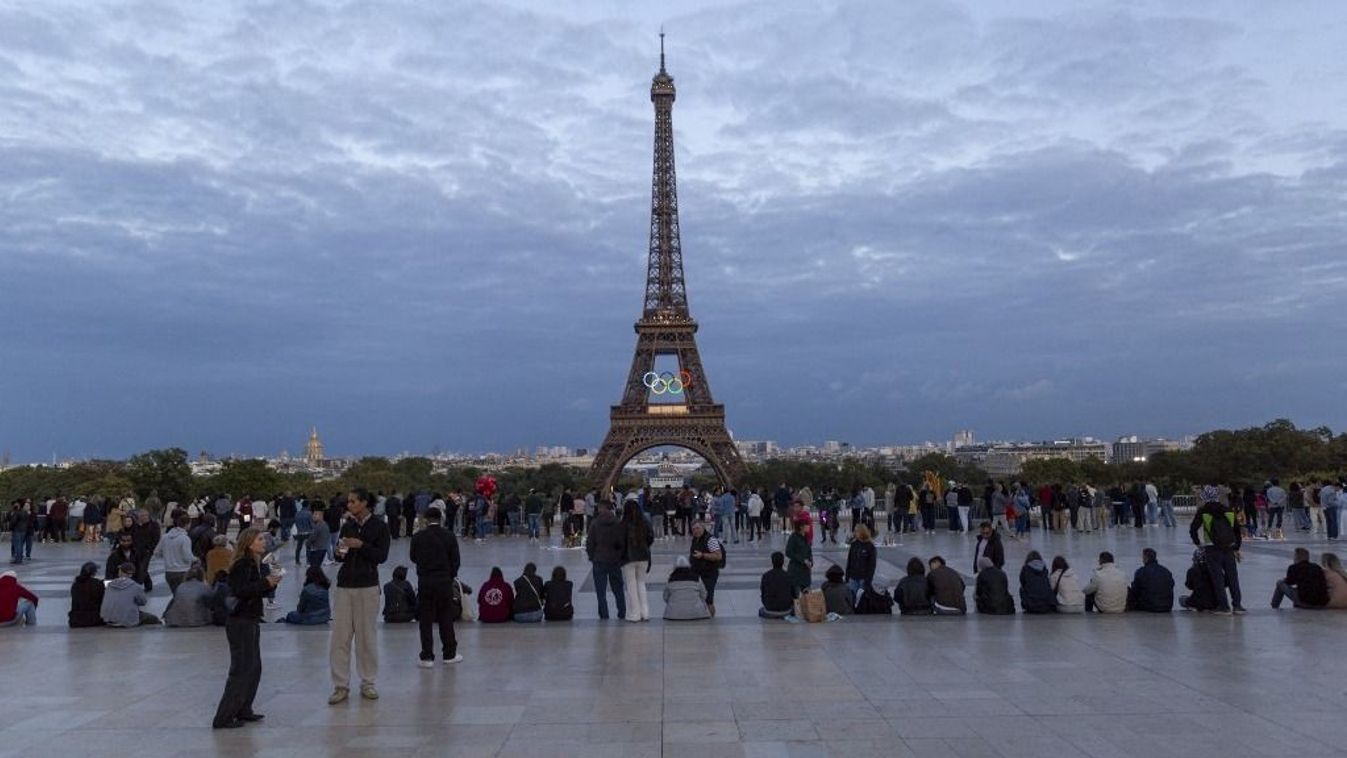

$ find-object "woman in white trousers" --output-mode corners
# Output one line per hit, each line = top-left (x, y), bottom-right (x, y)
(620, 501), (653, 622)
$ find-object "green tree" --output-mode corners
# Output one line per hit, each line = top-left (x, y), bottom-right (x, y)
(1019, 458), (1081, 485)
(213, 459), (281, 500)
(125, 448), (193, 502)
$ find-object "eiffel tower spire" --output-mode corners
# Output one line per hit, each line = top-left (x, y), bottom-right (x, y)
(589, 35), (746, 495)
(644, 30), (688, 319)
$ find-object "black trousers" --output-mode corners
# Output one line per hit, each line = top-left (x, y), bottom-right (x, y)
(418, 581), (458, 660)
(213, 618), (261, 727)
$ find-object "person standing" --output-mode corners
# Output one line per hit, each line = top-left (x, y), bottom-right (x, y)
(621, 501), (653, 622)
(972, 522), (1004, 576)
(844, 524), (876, 602)
(129, 510), (161, 592)
(212, 528), (279, 729)
(7, 503), (32, 565)
(785, 515), (813, 593)
(1265, 479), (1287, 534)
(1321, 480), (1341, 541)
(155, 514), (196, 594)
(585, 502), (627, 620)
(329, 489), (391, 704)
(688, 520), (724, 617)
(1189, 485), (1245, 615)
(718, 488), (738, 544)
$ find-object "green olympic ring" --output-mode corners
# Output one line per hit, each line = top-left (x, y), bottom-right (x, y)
(643, 371), (688, 395)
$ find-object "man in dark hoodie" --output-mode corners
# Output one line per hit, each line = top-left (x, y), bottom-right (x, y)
(1189, 485), (1244, 615)
(1019, 551), (1056, 613)
(926, 556), (966, 614)
(128, 510), (161, 592)
(585, 502), (627, 620)
(381, 566), (417, 623)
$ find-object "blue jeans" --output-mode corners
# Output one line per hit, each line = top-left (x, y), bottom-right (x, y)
(1327, 507), (1340, 540)
(10, 532), (26, 562)
(293, 534), (309, 563)
(475, 512), (488, 539)
(847, 579), (865, 605)
(1159, 501), (1177, 527)
(591, 562), (626, 619)
(527, 514), (541, 539)
(1145, 502), (1157, 525)
(1295, 508), (1311, 530)
(279, 518), (294, 542)
(0, 598), (37, 626)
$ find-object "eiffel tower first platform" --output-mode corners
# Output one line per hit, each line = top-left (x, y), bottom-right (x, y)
(589, 36), (747, 495)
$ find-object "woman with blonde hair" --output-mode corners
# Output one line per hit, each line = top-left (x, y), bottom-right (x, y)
(212, 527), (281, 729)
(844, 523), (876, 603)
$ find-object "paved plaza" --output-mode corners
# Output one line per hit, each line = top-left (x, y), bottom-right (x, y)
(3, 524), (1346, 757)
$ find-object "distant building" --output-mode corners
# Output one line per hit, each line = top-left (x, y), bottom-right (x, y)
(305, 427), (325, 467)
(1112, 436), (1182, 463)
(647, 459), (686, 490)
(952, 430), (975, 450)
(956, 439), (1109, 478)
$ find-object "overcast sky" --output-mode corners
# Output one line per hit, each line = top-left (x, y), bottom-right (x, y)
(2, 0), (1345, 461)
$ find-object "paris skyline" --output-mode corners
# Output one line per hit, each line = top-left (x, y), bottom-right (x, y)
(2, 1), (1345, 462)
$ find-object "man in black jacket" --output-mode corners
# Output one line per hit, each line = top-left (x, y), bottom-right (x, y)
(129, 510), (161, 592)
(409, 507), (462, 667)
(585, 502), (627, 620)
(1126, 548), (1174, 612)
(972, 522), (1004, 575)
(758, 552), (796, 619)
(1271, 547), (1329, 609)
(329, 489), (390, 705)
(1189, 486), (1244, 614)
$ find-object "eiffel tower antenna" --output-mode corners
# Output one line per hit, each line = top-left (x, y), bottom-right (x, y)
(589, 37), (746, 495)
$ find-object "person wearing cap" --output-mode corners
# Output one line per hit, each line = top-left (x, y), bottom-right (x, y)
(0, 569), (38, 627)
(785, 514), (813, 593)
(1189, 485), (1245, 615)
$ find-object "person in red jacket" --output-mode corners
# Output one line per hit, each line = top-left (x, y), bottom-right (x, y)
(476, 567), (514, 623)
(0, 570), (39, 627)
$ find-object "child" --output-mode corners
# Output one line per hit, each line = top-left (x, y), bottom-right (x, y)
(542, 566), (573, 621)
(382, 565), (418, 623)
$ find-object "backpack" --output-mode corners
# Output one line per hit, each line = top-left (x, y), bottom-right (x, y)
(1207, 512), (1236, 549)
(855, 585), (894, 615)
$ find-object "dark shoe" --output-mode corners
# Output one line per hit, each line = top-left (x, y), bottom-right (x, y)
(238, 713), (264, 722)
(213, 719), (246, 729)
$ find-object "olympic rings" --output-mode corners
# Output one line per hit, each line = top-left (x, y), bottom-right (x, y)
(643, 370), (694, 395)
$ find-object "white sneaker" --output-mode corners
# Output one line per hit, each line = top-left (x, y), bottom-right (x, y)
(418, 659), (434, 669)
(444, 654), (464, 664)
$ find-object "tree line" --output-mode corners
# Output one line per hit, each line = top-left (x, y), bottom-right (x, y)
(1, 419), (1342, 506)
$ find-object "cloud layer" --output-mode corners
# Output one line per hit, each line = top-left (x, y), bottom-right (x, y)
(2, 0), (1344, 460)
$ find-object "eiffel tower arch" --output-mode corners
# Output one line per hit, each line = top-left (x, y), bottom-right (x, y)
(589, 35), (747, 495)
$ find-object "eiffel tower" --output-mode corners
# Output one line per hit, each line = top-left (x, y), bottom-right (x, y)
(589, 35), (747, 494)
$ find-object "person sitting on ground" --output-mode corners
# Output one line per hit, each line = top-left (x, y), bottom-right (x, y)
(382, 565), (418, 623)
(0, 569), (39, 627)
(1321, 553), (1347, 609)
(974, 556), (1015, 614)
(1049, 556), (1085, 613)
(758, 551), (797, 619)
(206, 535), (233, 583)
(542, 566), (573, 621)
(926, 556), (966, 615)
(512, 563), (545, 623)
(105, 533), (139, 588)
(663, 556), (711, 621)
(1271, 547), (1330, 610)
(100, 562), (160, 627)
(1082, 551), (1127, 613)
(163, 563), (214, 628)
(69, 562), (105, 628)
(283, 566), (331, 625)
(1126, 548), (1175, 612)
(895, 557), (931, 615)
(477, 566), (514, 623)
(1019, 551), (1056, 614)
(1179, 550), (1218, 612)
(821, 564), (853, 616)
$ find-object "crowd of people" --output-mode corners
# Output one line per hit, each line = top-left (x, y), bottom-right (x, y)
(3, 480), (1347, 727)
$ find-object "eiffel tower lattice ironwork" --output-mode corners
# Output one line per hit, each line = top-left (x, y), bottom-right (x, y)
(589, 35), (746, 494)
